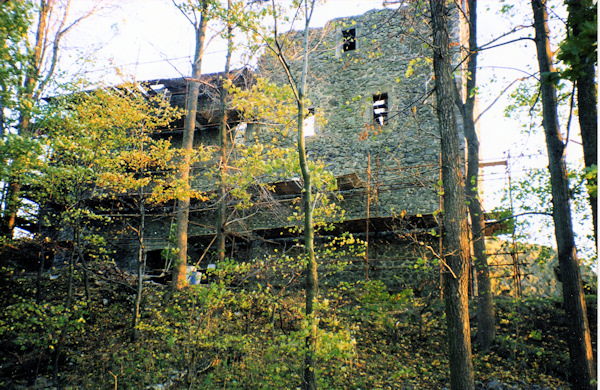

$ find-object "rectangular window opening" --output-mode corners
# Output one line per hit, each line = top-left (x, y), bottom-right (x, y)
(342, 28), (356, 52)
(303, 107), (315, 137)
(373, 93), (388, 126)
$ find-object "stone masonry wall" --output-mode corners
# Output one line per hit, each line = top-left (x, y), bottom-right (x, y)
(258, 5), (465, 223)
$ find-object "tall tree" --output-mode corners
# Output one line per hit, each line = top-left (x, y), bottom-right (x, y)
(172, 0), (211, 291)
(0, 0), (102, 238)
(558, 0), (597, 247)
(531, 1), (596, 388)
(297, 5), (318, 385)
(216, 0), (233, 263)
(259, 0), (318, 387)
(455, 0), (495, 350)
(430, 1), (474, 389)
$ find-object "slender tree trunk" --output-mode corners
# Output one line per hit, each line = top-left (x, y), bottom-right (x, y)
(76, 245), (91, 304)
(66, 245), (75, 307)
(216, 2), (233, 264)
(267, 0), (317, 385)
(299, 97), (318, 390)
(35, 243), (45, 304)
(460, 0), (495, 350)
(296, 2), (317, 389)
(132, 204), (145, 341)
(430, 1), (474, 389)
(132, 172), (146, 342)
(567, 0), (597, 247)
(576, 62), (597, 247)
(173, 4), (209, 291)
(73, 206), (91, 304)
(531, 1), (596, 388)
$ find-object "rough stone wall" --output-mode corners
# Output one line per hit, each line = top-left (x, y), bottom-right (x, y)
(258, 6), (466, 222)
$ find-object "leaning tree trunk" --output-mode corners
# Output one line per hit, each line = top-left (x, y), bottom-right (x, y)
(460, 0), (495, 350)
(173, 5), (209, 291)
(531, 1), (596, 388)
(430, 1), (474, 389)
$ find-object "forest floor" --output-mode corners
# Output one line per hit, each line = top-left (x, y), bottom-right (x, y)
(0, 261), (596, 389)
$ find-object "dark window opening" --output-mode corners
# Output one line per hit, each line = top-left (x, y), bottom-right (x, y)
(373, 93), (388, 126)
(342, 28), (356, 52)
(146, 250), (166, 272)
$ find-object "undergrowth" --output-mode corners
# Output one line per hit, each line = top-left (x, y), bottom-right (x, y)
(0, 263), (595, 389)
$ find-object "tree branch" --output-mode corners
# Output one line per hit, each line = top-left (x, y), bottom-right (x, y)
(480, 211), (553, 235)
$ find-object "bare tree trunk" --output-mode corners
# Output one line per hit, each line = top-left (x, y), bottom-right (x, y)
(262, 1), (321, 388)
(173, 3), (209, 291)
(298, 8), (318, 389)
(264, 0), (318, 385)
(299, 98), (318, 390)
(459, 0), (495, 350)
(216, 1), (233, 263)
(577, 62), (597, 246)
(132, 173), (146, 342)
(66, 244), (75, 307)
(430, 1), (474, 389)
(566, 0), (597, 247)
(531, 1), (596, 388)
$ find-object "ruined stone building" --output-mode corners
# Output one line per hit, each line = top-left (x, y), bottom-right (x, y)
(54, 6), (469, 291)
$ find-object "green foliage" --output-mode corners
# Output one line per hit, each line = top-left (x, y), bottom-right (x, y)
(404, 57), (432, 78)
(227, 76), (342, 228)
(497, 164), (596, 261)
(0, 294), (87, 353)
(0, 0), (33, 118)
(557, 0), (597, 80)
(31, 81), (188, 261)
(132, 276), (356, 389)
(161, 224), (179, 271)
(494, 297), (571, 372)
(582, 164), (597, 198)
(0, 263), (587, 389)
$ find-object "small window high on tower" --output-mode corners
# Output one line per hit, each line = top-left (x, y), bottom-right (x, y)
(342, 28), (356, 52)
(303, 107), (316, 137)
(373, 93), (388, 126)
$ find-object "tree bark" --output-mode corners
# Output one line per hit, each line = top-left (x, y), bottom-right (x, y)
(460, 0), (495, 350)
(173, 3), (209, 291)
(132, 148), (146, 341)
(294, 2), (317, 388)
(567, 0), (597, 247)
(576, 61), (597, 247)
(132, 196), (145, 342)
(531, 1), (596, 388)
(216, 1), (233, 264)
(430, 1), (474, 389)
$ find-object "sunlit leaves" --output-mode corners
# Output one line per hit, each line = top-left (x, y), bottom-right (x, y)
(557, 0), (597, 80)
(0, 295), (88, 353)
